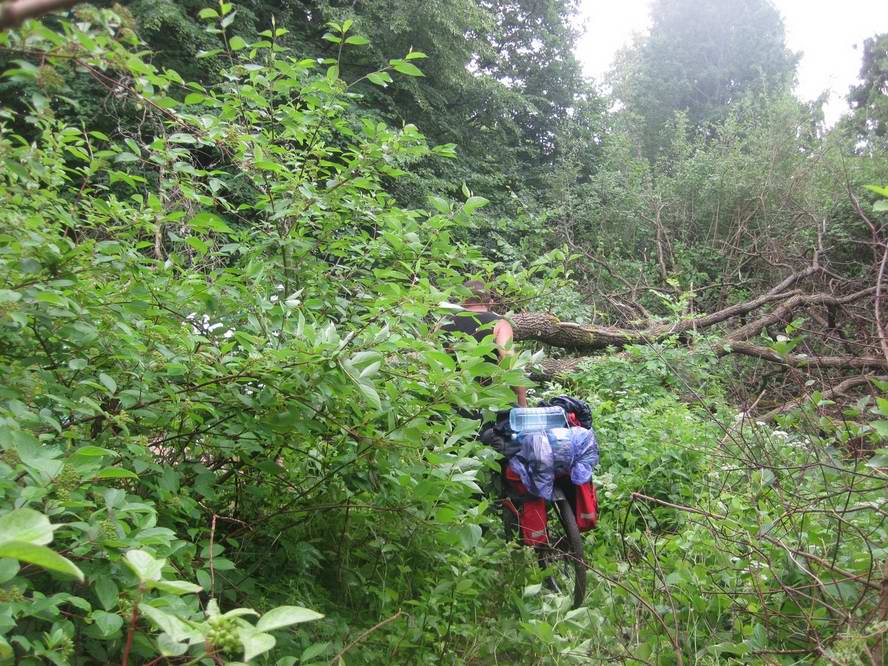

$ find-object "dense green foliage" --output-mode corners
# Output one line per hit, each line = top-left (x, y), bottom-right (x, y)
(610, 0), (798, 160)
(0, 8), (536, 663)
(80, 0), (595, 219)
(0, 1), (886, 664)
(847, 31), (888, 147)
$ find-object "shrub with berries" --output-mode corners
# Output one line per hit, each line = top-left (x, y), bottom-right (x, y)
(206, 616), (241, 655)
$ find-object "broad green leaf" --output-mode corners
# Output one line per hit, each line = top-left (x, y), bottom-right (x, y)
(359, 361), (381, 378)
(0, 636), (11, 660)
(523, 583), (542, 597)
(864, 184), (888, 197)
(0, 558), (19, 583)
(0, 508), (54, 545)
(138, 604), (200, 643)
(94, 576), (118, 610)
(463, 196), (489, 214)
(157, 633), (189, 656)
(125, 549), (164, 582)
(240, 629), (276, 661)
(344, 35), (369, 46)
(92, 610), (124, 637)
(871, 420), (888, 439)
(391, 61), (424, 77)
(196, 569), (211, 590)
(301, 642), (331, 662)
(456, 524), (482, 550)
(152, 579), (202, 595)
(366, 71), (392, 87)
(0, 542), (84, 581)
(98, 373), (117, 394)
(168, 133), (196, 144)
(0, 289), (21, 304)
(73, 446), (117, 458)
(255, 606), (324, 632)
(229, 35), (247, 51)
(95, 467), (138, 480)
(190, 211), (235, 235)
(428, 195), (450, 213)
(358, 382), (381, 409)
(219, 607), (259, 619)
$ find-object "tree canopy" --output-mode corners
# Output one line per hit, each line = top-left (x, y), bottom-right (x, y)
(610, 0), (798, 159)
(848, 31), (888, 145)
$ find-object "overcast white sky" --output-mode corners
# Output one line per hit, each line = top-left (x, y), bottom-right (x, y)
(575, 0), (888, 125)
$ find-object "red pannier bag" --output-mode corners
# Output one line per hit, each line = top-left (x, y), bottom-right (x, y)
(519, 499), (548, 545)
(574, 481), (598, 531)
(504, 466), (548, 545)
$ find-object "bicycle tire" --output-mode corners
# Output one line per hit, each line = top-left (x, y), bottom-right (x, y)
(545, 497), (587, 608)
(500, 493), (587, 608)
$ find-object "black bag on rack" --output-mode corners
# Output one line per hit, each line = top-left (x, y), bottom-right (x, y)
(538, 395), (593, 430)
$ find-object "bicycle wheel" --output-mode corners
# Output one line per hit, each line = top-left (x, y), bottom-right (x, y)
(538, 497), (587, 608)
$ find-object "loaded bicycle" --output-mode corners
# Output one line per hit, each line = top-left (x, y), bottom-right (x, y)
(481, 397), (599, 609)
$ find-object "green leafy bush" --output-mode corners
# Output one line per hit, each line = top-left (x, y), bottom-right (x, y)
(0, 6), (537, 663)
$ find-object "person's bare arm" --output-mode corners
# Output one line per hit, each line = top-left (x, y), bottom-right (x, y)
(493, 318), (528, 407)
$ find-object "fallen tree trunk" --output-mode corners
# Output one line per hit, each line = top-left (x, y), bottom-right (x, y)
(517, 281), (880, 386)
(512, 288), (875, 353)
(512, 259), (829, 352)
(511, 312), (641, 352)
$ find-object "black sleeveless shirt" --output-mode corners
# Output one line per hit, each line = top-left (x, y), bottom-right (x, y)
(441, 310), (502, 367)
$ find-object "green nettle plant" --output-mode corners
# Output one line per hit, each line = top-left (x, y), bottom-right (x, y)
(0, 4), (534, 664)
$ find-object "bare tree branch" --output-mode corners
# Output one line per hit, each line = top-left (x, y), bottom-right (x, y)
(513, 257), (832, 352)
(719, 341), (888, 371)
(515, 286), (875, 354)
(758, 374), (888, 422)
(874, 242), (888, 365)
(724, 287), (876, 342)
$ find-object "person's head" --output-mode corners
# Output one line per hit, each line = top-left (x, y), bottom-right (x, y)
(462, 280), (495, 310)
